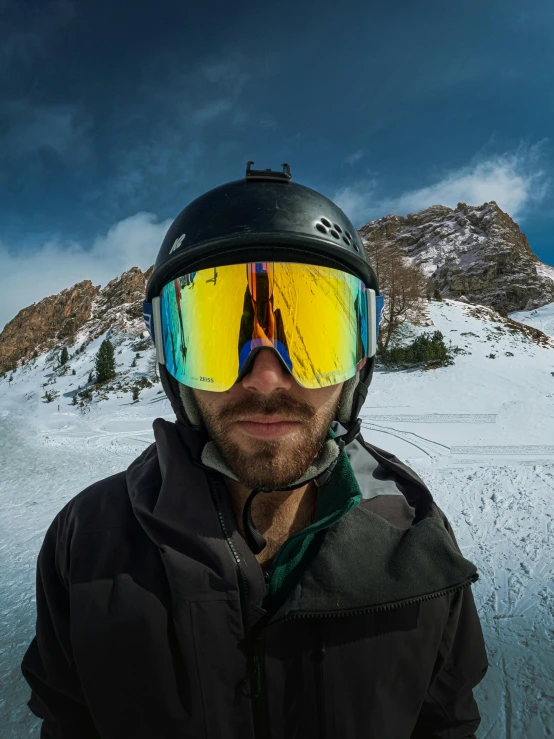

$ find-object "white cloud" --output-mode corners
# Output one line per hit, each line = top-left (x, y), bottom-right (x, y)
(388, 149), (548, 220)
(344, 149), (365, 165)
(190, 99), (233, 126)
(334, 144), (550, 226)
(333, 183), (376, 224)
(0, 212), (172, 331)
(333, 172), (379, 224)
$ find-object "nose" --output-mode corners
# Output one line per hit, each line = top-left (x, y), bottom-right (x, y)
(240, 348), (294, 394)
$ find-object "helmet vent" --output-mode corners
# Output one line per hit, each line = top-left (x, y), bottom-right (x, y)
(342, 230), (358, 250)
(315, 222), (327, 234)
(334, 224), (343, 234)
(320, 217), (332, 228)
(330, 229), (340, 239)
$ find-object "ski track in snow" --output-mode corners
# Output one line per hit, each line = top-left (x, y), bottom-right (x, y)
(387, 453), (554, 739)
(1, 299), (554, 738)
(370, 413), (498, 423)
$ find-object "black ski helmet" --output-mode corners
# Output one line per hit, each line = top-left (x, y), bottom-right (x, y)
(146, 162), (380, 445)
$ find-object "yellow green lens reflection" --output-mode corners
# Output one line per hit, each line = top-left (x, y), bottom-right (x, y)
(160, 262), (368, 391)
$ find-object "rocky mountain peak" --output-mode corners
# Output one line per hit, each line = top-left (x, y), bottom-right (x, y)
(0, 266), (154, 376)
(84, 266), (154, 341)
(360, 201), (554, 314)
(0, 280), (100, 375)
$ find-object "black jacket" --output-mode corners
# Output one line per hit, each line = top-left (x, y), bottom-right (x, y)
(21, 418), (488, 738)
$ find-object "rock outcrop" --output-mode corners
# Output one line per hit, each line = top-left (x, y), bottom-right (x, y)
(0, 280), (99, 375)
(359, 201), (554, 314)
(83, 266), (154, 341)
(0, 266), (153, 375)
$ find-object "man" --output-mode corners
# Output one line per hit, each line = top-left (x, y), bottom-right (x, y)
(22, 162), (488, 738)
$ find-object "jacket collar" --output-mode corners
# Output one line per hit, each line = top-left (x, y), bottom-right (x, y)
(126, 418), (478, 626)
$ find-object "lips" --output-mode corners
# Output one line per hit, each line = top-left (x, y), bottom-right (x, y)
(234, 417), (301, 439)
(237, 415), (298, 424)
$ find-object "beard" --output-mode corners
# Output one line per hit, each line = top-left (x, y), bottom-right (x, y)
(193, 390), (342, 491)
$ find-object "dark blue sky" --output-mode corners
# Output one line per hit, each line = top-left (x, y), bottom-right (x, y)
(1, 0), (554, 326)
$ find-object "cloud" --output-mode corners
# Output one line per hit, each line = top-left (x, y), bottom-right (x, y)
(202, 59), (250, 94)
(333, 182), (376, 224)
(344, 150), (365, 166)
(388, 147), (549, 220)
(334, 144), (550, 226)
(190, 99), (233, 126)
(98, 53), (253, 215)
(0, 212), (172, 331)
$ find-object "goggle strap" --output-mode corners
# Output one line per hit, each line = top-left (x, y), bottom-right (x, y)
(367, 289), (377, 358)
(142, 301), (154, 341)
(152, 297), (166, 365)
(376, 294), (385, 337)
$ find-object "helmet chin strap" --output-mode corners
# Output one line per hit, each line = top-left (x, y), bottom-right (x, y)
(241, 361), (373, 555)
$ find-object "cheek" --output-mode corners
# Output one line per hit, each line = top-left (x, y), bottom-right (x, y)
(191, 389), (217, 416)
(193, 387), (237, 417)
(312, 383), (343, 413)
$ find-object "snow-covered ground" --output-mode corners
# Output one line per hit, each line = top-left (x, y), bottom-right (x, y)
(1, 300), (554, 738)
(511, 301), (554, 339)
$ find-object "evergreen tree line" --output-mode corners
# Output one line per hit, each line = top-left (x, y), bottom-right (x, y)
(376, 331), (453, 367)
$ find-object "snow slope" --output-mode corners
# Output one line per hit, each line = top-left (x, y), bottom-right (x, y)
(510, 300), (554, 338)
(1, 301), (554, 738)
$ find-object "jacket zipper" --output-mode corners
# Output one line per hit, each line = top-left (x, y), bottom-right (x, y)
(252, 634), (269, 739)
(207, 475), (269, 739)
(313, 627), (328, 739)
(284, 574), (479, 620)
(208, 473), (477, 737)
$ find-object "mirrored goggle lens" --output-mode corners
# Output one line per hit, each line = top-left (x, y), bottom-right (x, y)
(160, 262), (370, 391)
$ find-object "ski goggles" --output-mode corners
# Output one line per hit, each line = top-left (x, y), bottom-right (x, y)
(144, 262), (384, 392)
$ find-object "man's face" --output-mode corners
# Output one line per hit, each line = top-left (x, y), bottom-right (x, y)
(192, 348), (344, 491)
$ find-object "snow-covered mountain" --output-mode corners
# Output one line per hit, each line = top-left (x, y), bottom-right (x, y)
(360, 201), (554, 314)
(0, 266), (152, 377)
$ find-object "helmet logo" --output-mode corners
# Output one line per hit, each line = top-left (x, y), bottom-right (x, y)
(169, 234), (186, 255)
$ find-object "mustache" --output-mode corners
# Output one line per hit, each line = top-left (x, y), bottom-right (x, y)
(217, 393), (315, 423)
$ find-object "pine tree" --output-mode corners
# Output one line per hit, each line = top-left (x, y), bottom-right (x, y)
(60, 346), (69, 365)
(95, 339), (116, 383)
